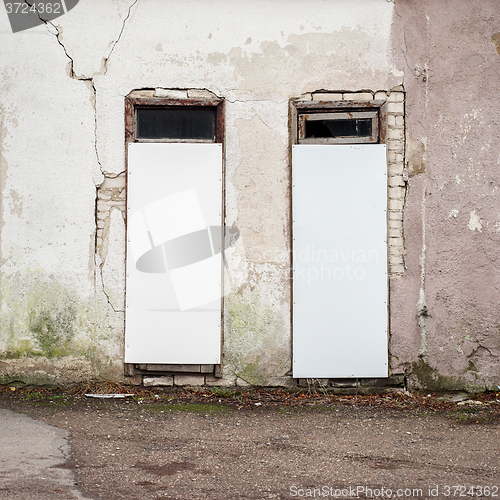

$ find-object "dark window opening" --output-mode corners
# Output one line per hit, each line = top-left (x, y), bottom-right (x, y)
(294, 107), (380, 145)
(305, 118), (372, 139)
(137, 107), (216, 140)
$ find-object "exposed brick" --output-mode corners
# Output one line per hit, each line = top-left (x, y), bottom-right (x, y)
(146, 364), (201, 372)
(389, 254), (404, 264)
(344, 92), (373, 101)
(388, 187), (405, 199)
(388, 92), (404, 102)
(187, 89), (217, 99)
(330, 379), (359, 388)
(396, 115), (404, 126)
(387, 151), (404, 164)
(155, 88), (188, 98)
(267, 377), (297, 388)
(312, 93), (343, 101)
(388, 236), (404, 247)
(389, 218), (403, 230)
(127, 375), (143, 386)
(374, 91), (387, 100)
(128, 89), (155, 98)
(387, 128), (404, 140)
(387, 101), (404, 114)
(388, 164), (403, 176)
(97, 200), (115, 211)
(100, 176), (125, 189)
(205, 376), (236, 387)
(390, 85), (404, 92)
(174, 374), (205, 386)
(143, 376), (173, 387)
(388, 198), (404, 210)
(388, 209), (403, 219)
(388, 175), (405, 187)
(391, 263), (405, 274)
(388, 228), (402, 238)
(386, 139), (404, 151)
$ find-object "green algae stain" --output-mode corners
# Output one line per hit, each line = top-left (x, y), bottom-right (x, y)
(28, 306), (76, 357)
(0, 267), (117, 363)
(224, 289), (290, 386)
(0, 371), (58, 387)
(410, 359), (463, 391)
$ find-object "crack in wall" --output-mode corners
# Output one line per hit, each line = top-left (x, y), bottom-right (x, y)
(417, 177), (428, 362)
(95, 176), (126, 313)
(393, 3), (413, 76)
(100, 0), (139, 75)
(37, 1), (138, 306)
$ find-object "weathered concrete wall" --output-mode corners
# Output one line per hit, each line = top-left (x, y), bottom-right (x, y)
(3, 0), (498, 390)
(0, 0), (399, 386)
(390, 0), (500, 390)
(0, 3), (133, 384)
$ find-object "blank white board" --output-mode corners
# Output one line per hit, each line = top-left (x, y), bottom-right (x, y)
(125, 143), (222, 364)
(292, 144), (388, 378)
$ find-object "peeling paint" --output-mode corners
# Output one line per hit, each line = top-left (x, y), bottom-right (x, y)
(491, 32), (500, 56)
(467, 210), (482, 232)
(8, 189), (22, 217)
(406, 135), (426, 177)
(228, 29), (390, 97)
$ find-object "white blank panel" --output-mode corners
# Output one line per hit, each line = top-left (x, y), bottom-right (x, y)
(125, 143), (222, 364)
(292, 144), (388, 378)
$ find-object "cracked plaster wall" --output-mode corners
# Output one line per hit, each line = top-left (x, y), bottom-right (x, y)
(390, 0), (500, 390)
(0, 0), (409, 386)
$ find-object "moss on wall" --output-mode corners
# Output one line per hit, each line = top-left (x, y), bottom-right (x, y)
(409, 358), (497, 392)
(0, 371), (58, 387)
(224, 286), (290, 385)
(0, 268), (123, 383)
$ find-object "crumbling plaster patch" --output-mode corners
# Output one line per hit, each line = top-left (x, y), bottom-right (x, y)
(221, 108), (291, 384)
(229, 29), (390, 99)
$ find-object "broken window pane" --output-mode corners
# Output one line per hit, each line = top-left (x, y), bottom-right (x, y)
(137, 108), (215, 140)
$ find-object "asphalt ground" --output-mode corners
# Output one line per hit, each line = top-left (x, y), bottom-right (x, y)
(0, 384), (499, 500)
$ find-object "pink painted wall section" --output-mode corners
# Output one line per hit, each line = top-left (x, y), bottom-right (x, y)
(390, 0), (500, 390)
